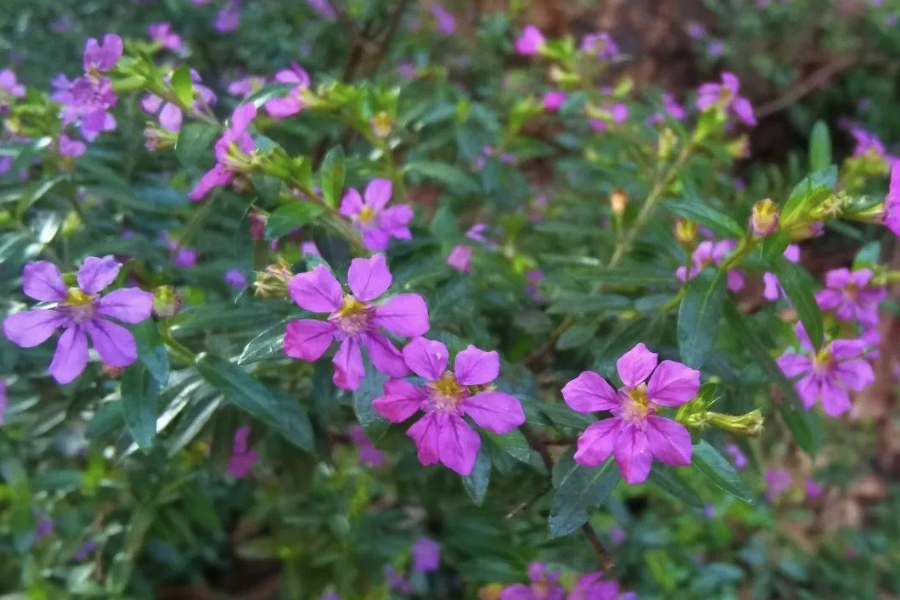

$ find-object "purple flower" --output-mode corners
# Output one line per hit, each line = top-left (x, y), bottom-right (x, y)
(446, 245), (472, 272)
(500, 563), (565, 600)
(762, 244), (800, 301)
(563, 343), (699, 484)
(58, 134), (87, 158)
(340, 179), (413, 251)
(849, 124), (888, 160)
(2, 258), (154, 384)
(724, 442), (747, 469)
(777, 324), (875, 416)
(431, 4), (456, 35)
(228, 425), (258, 478)
(141, 94), (183, 132)
(695, 72), (756, 127)
(83, 34), (123, 74)
(884, 161), (900, 236)
(224, 269), (247, 290)
(0, 68), (26, 111)
(214, 1), (241, 33)
(319, 595), (341, 600)
(608, 526), (626, 545)
(515, 25), (545, 56)
(283, 255), (429, 390)
(569, 572), (623, 600)
(35, 517), (54, 541)
(466, 223), (490, 243)
(543, 91), (566, 112)
(148, 22), (183, 51)
(588, 103), (629, 132)
(307, 0), (337, 19)
(765, 468), (791, 502)
(385, 566), (413, 594)
(348, 424), (384, 467)
(411, 537), (440, 572)
(228, 75), (266, 98)
(676, 240), (744, 291)
(805, 477), (823, 499)
(188, 103), (257, 201)
(815, 268), (886, 327)
(0, 380), (6, 426)
(75, 540), (96, 562)
(662, 92), (686, 120)
(373, 338), (525, 476)
(264, 62), (310, 118)
(581, 32), (619, 60)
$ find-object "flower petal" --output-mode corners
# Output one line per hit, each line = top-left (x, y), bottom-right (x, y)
(613, 423), (653, 484)
(188, 163), (233, 201)
(96, 288), (154, 323)
(833, 359), (875, 392)
(402, 337), (448, 380)
(333, 337), (365, 390)
(22, 261), (67, 301)
(86, 319), (137, 367)
(364, 178), (393, 210)
(287, 265), (343, 312)
(453, 345), (499, 386)
(776, 352), (812, 378)
(283, 319), (334, 361)
(373, 378), (426, 422)
(2, 309), (67, 348)
(407, 412), (441, 466)
(339, 188), (363, 217)
(373, 293), (429, 337)
(574, 418), (622, 467)
(437, 412), (481, 476)
(616, 343), (658, 388)
(644, 416), (692, 466)
(646, 360), (700, 407)
(819, 378), (851, 417)
(562, 371), (621, 413)
(77, 256), (120, 294)
(159, 102), (183, 132)
(363, 332), (409, 377)
(795, 374), (820, 410)
(347, 254), (391, 302)
(49, 325), (89, 384)
(463, 391), (524, 434)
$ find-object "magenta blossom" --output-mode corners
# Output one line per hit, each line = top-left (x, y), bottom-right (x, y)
(762, 244), (800, 301)
(662, 92), (686, 120)
(805, 477), (824, 499)
(214, 1), (241, 33)
(724, 442), (747, 470)
(515, 25), (545, 56)
(340, 179), (413, 251)
(500, 563), (565, 600)
(224, 269), (247, 290)
(589, 102), (629, 132)
(815, 268), (886, 327)
(883, 161), (900, 236)
(695, 72), (756, 127)
(764, 468), (791, 502)
(777, 324), (875, 417)
(411, 537), (440, 572)
(430, 4), (456, 35)
(306, 0), (337, 19)
(148, 22), (183, 51)
(570, 573), (629, 600)
(0, 380), (6, 426)
(348, 424), (384, 468)
(373, 338), (525, 476)
(283, 255), (429, 390)
(2, 258), (154, 384)
(543, 91), (566, 112)
(581, 32), (619, 60)
(83, 34), (123, 74)
(563, 343), (699, 484)
(0, 69), (26, 112)
(188, 103), (256, 200)
(228, 75), (266, 98)
(58, 134), (87, 158)
(141, 94), (183, 132)
(446, 245), (472, 272)
(676, 240), (744, 292)
(264, 62), (310, 118)
(227, 425), (258, 478)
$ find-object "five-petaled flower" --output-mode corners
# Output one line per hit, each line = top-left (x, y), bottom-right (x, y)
(283, 254), (429, 390)
(563, 343), (699, 484)
(514, 25), (545, 56)
(885, 161), (900, 236)
(373, 337), (525, 476)
(2, 257), (154, 384)
(340, 179), (413, 251)
(815, 267), (886, 327)
(264, 62), (310, 118)
(695, 72), (756, 127)
(777, 324), (874, 417)
(188, 103), (257, 200)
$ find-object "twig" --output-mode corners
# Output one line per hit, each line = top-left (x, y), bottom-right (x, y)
(754, 57), (857, 119)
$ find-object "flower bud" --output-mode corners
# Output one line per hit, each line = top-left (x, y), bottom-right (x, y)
(750, 198), (779, 238)
(610, 189), (627, 216)
(674, 218), (697, 246)
(254, 257), (293, 298)
(478, 584), (504, 600)
(707, 409), (764, 437)
(658, 127), (677, 161)
(153, 285), (182, 318)
(370, 111), (392, 139)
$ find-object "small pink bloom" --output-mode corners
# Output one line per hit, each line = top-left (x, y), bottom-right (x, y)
(724, 442), (747, 469)
(884, 161), (900, 236)
(695, 72), (756, 127)
(58, 134), (87, 157)
(228, 425), (258, 478)
(446, 245), (472, 272)
(340, 179), (413, 251)
(373, 339), (525, 476)
(224, 269), (247, 289)
(265, 62), (310, 118)
(581, 32), (619, 60)
(543, 90), (566, 112)
(765, 468), (791, 502)
(499, 563), (565, 600)
(348, 424), (384, 468)
(214, 1), (241, 33)
(411, 537), (440, 572)
(563, 343), (699, 484)
(805, 477), (823, 499)
(514, 25), (545, 56)
(676, 240), (744, 292)
(430, 4), (456, 35)
(83, 34), (123, 73)
(815, 268), (886, 327)
(762, 244), (800, 301)
(188, 103), (257, 200)
(147, 22), (183, 51)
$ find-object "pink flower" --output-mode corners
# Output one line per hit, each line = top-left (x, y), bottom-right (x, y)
(805, 477), (824, 499)
(543, 91), (566, 112)
(724, 442), (747, 469)
(373, 338), (525, 476)
(581, 32), (619, 60)
(141, 94), (183, 132)
(214, 1), (241, 33)
(815, 268), (886, 327)
(188, 103), (256, 201)
(283, 255), (429, 390)
(348, 424), (384, 468)
(340, 179), (413, 251)
(227, 75), (266, 98)
(83, 34), (123, 73)
(695, 72), (756, 127)
(2, 258), (154, 384)
(0, 380), (6, 426)
(446, 245), (472, 272)
(884, 161), (900, 236)
(224, 269), (247, 289)
(411, 537), (440, 572)
(764, 468), (791, 502)
(0, 69), (25, 112)
(514, 25), (545, 56)
(588, 103), (629, 132)
(777, 324), (875, 416)
(264, 62), (310, 118)
(148, 22), (183, 51)
(762, 244), (800, 301)
(58, 134), (87, 157)
(569, 572), (625, 600)
(563, 343), (699, 484)
(500, 563), (565, 600)
(430, 4), (456, 35)
(676, 240), (744, 292)
(227, 425), (258, 478)
(662, 92), (686, 120)
(306, 0), (337, 19)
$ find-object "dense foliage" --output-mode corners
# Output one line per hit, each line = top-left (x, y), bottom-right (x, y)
(1, 1), (900, 599)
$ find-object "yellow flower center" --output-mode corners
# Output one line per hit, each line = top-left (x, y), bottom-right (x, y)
(333, 295), (371, 334)
(620, 384), (652, 422)
(428, 372), (466, 412)
(63, 287), (96, 323)
(813, 347), (833, 374)
(357, 206), (376, 224)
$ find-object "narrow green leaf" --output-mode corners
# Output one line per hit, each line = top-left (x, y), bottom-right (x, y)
(677, 269), (727, 369)
(133, 320), (169, 385)
(238, 318), (290, 365)
(692, 440), (754, 503)
(549, 453), (619, 538)
(406, 161), (479, 195)
(121, 363), (160, 450)
(353, 358), (388, 439)
(170, 66), (194, 107)
(649, 465), (704, 508)
(175, 123), (219, 167)
(266, 202), (324, 239)
(462, 450), (491, 505)
(320, 146), (345, 208)
(782, 167), (837, 220)
(809, 121), (832, 172)
(773, 258), (823, 349)
(665, 200), (745, 238)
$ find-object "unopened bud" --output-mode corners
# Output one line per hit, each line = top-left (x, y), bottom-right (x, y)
(478, 584), (504, 600)
(658, 127), (677, 161)
(610, 189), (627, 216)
(371, 111), (392, 139)
(750, 198), (779, 238)
(708, 409), (764, 437)
(62, 211), (82, 237)
(254, 257), (293, 298)
(153, 285), (182, 318)
(674, 219), (697, 246)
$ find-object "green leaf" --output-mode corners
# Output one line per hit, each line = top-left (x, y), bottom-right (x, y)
(549, 453), (619, 538)
(266, 202), (324, 239)
(665, 200), (744, 238)
(556, 321), (598, 351)
(677, 269), (727, 369)
(238, 319), (290, 365)
(809, 121), (832, 172)
(692, 440), (754, 503)
(170, 66), (194, 107)
(406, 161), (479, 195)
(244, 82), (295, 108)
(649, 465), (704, 508)
(175, 123), (219, 167)
(133, 320), (169, 385)
(782, 167), (837, 220)
(353, 358), (388, 438)
(120, 363), (160, 450)
(484, 429), (533, 465)
(462, 449), (491, 505)
(319, 146), (345, 208)
(773, 258), (823, 348)
(196, 355), (313, 450)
